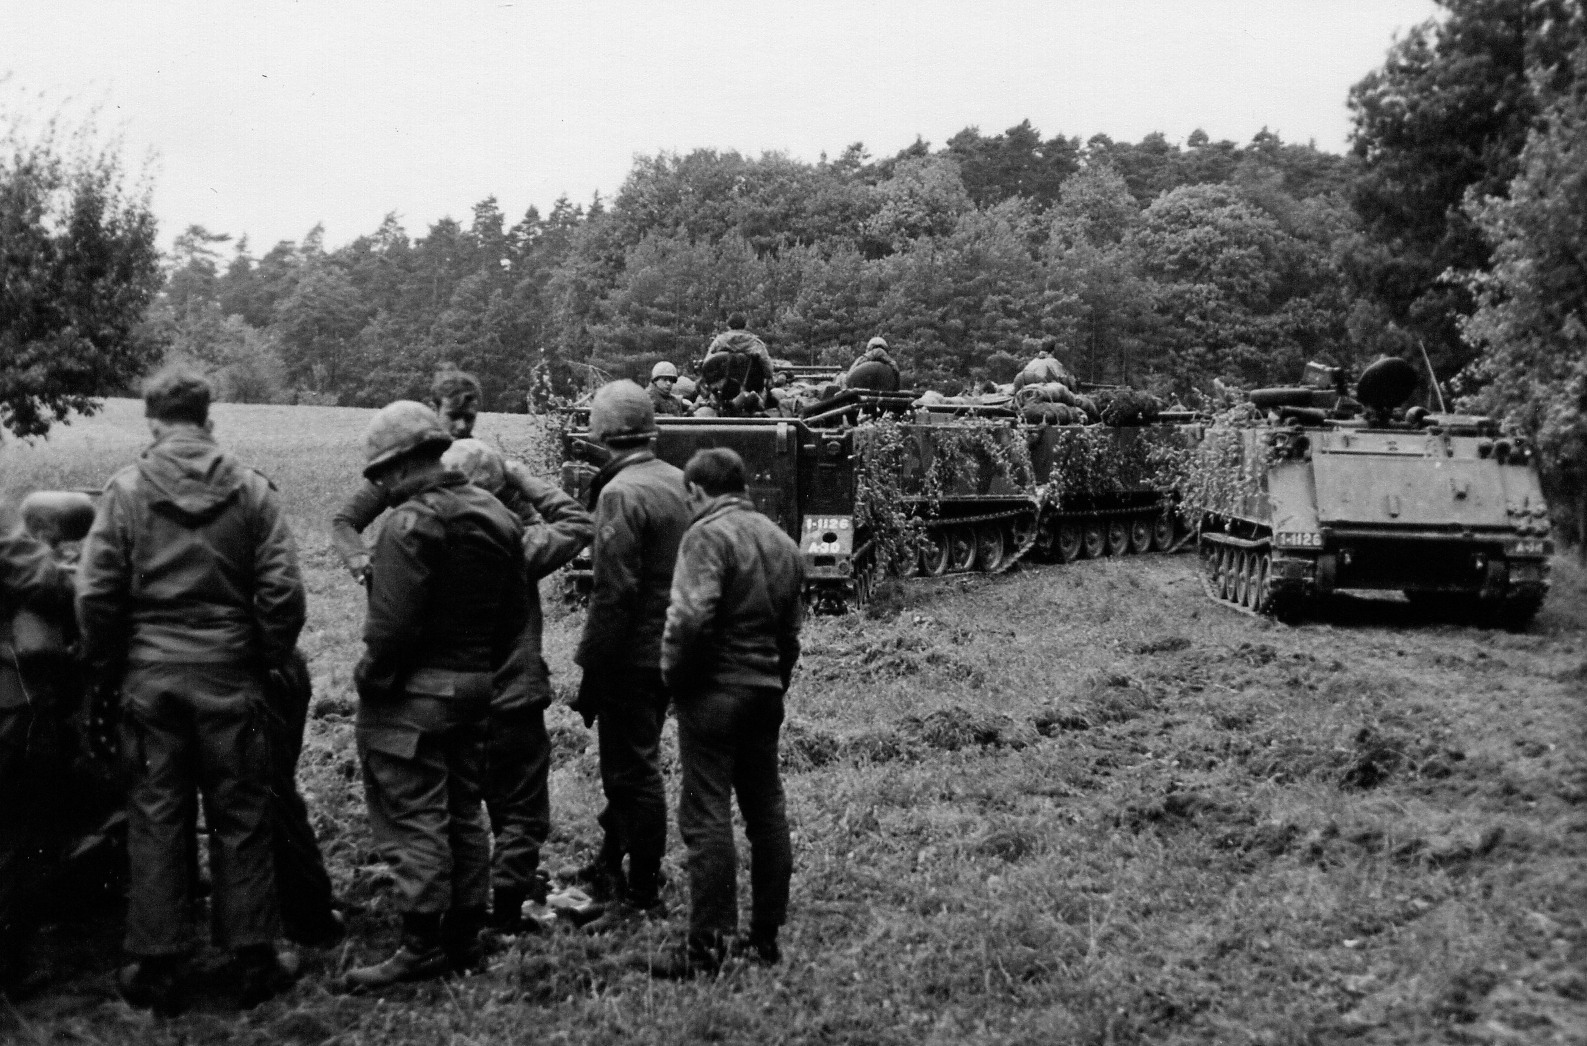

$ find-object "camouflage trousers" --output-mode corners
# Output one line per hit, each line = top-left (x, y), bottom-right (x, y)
(356, 675), (491, 916)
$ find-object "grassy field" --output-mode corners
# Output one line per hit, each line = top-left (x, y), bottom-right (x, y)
(2, 399), (1584, 1045)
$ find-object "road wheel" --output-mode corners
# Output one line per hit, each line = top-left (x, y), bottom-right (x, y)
(1219, 547), (1237, 601)
(1104, 518), (1130, 556)
(947, 525), (977, 573)
(1033, 517), (1058, 561)
(1080, 521), (1105, 559)
(1233, 550), (1250, 605)
(1129, 516), (1153, 555)
(920, 533), (950, 577)
(973, 522), (1006, 571)
(1151, 511), (1176, 551)
(1010, 516), (1036, 558)
(1251, 553), (1270, 613)
(1056, 521), (1083, 563)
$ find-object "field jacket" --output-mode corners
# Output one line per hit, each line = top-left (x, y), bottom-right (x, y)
(494, 472), (592, 712)
(331, 458), (543, 579)
(0, 501), (75, 709)
(574, 449), (689, 677)
(662, 493), (804, 695)
(77, 427), (306, 675)
(357, 470), (528, 702)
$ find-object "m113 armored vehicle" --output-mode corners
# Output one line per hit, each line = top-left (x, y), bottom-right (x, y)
(1198, 357), (1552, 626)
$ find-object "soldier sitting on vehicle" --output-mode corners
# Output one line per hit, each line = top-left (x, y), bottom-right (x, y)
(648, 362), (687, 417)
(843, 337), (902, 392)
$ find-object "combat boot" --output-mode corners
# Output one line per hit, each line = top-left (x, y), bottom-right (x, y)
(645, 932), (727, 980)
(731, 923), (781, 965)
(442, 905), (489, 974)
(489, 888), (526, 935)
(581, 895), (667, 935)
(344, 914), (449, 991)
(115, 954), (188, 1016)
(565, 850), (626, 903)
(234, 944), (300, 1008)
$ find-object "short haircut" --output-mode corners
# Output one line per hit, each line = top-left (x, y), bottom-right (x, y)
(683, 447), (747, 496)
(143, 367), (211, 425)
(431, 369), (482, 409)
(726, 312), (747, 330)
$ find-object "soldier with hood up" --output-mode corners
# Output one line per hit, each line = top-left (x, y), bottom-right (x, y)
(77, 369), (306, 1013)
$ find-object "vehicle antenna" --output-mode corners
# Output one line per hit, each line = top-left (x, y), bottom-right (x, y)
(1416, 339), (1447, 412)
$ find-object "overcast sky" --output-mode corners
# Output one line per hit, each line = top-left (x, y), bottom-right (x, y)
(3, 0), (1439, 253)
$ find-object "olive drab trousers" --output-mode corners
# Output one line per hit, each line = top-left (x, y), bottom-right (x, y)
(483, 708), (551, 899)
(356, 675), (492, 916)
(593, 667), (671, 900)
(120, 663), (280, 957)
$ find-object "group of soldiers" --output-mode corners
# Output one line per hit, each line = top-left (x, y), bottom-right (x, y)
(0, 362), (805, 1013)
(640, 316), (903, 420)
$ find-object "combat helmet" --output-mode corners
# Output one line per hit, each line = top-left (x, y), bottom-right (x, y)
(589, 380), (657, 447)
(651, 361), (679, 381)
(363, 400), (453, 479)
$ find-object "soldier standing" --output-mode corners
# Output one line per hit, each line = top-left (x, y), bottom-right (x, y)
(343, 403), (528, 988)
(76, 369), (306, 1011)
(651, 449), (803, 978)
(440, 439), (593, 933)
(0, 498), (77, 994)
(571, 381), (690, 928)
(332, 369), (491, 582)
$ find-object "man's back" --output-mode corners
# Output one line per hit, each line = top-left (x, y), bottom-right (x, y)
(577, 455), (689, 673)
(78, 427), (305, 669)
(663, 495), (803, 693)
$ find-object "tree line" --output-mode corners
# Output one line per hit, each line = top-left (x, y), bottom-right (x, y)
(4, 0), (1584, 529)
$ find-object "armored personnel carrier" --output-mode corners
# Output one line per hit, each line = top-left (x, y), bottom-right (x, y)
(561, 388), (1201, 607)
(1197, 358), (1553, 626)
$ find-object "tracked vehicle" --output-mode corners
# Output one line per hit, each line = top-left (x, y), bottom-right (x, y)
(1198, 358), (1552, 626)
(561, 390), (1201, 607)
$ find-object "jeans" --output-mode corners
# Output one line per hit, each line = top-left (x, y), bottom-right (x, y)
(675, 683), (791, 939)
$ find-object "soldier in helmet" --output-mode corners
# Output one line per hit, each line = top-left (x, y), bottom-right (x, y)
(343, 403), (528, 988)
(0, 497), (78, 995)
(843, 336), (901, 392)
(76, 368), (305, 1012)
(439, 439), (593, 933)
(332, 369), (517, 583)
(648, 362), (686, 417)
(569, 380), (690, 930)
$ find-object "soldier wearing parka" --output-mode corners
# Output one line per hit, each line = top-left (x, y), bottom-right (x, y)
(0, 497), (79, 993)
(652, 448), (803, 977)
(440, 439), (593, 933)
(345, 403), (529, 990)
(571, 380), (690, 926)
(76, 369), (306, 1012)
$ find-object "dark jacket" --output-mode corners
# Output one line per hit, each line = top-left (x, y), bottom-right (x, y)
(662, 494), (804, 694)
(574, 450), (689, 676)
(77, 428), (306, 674)
(1, 501), (74, 708)
(357, 470), (528, 701)
(494, 471), (592, 712)
(649, 384), (686, 417)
